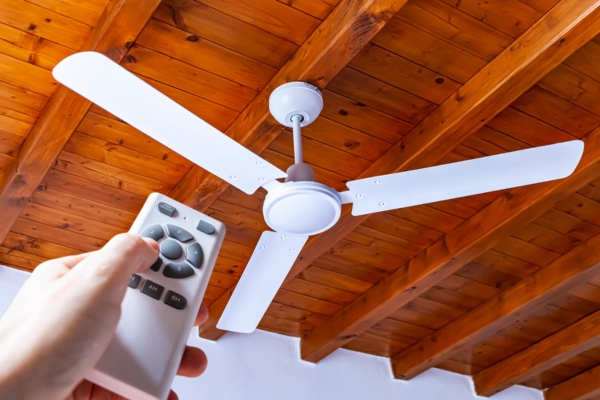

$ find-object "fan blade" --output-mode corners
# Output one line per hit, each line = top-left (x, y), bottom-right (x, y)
(217, 231), (308, 333)
(346, 140), (584, 216)
(52, 52), (286, 195)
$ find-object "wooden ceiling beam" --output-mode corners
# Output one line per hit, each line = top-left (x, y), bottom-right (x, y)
(544, 363), (600, 400)
(168, 0), (409, 208)
(299, 0), (600, 363)
(0, 0), (162, 243)
(195, 0), (410, 340)
(391, 159), (600, 379)
(473, 305), (600, 396)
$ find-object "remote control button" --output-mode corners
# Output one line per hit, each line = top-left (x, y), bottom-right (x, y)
(140, 280), (164, 300)
(160, 240), (183, 260)
(129, 274), (141, 288)
(163, 262), (195, 279)
(166, 224), (194, 243)
(186, 243), (204, 269)
(149, 257), (162, 272)
(164, 290), (187, 309)
(196, 220), (215, 235)
(140, 224), (164, 241)
(157, 202), (176, 217)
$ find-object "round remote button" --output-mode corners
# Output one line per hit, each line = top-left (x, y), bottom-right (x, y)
(160, 240), (183, 260)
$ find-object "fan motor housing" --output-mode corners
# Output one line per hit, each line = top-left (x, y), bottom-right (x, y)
(269, 82), (323, 127)
(263, 182), (342, 236)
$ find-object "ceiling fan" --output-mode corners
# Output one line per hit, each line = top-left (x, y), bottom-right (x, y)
(53, 52), (584, 334)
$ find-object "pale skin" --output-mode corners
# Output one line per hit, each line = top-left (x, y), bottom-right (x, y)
(0, 234), (208, 400)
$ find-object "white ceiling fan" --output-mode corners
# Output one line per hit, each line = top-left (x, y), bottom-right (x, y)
(53, 52), (584, 334)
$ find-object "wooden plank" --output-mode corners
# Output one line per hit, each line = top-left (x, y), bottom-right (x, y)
(320, 89), (413, 144)
(40, 169), (146, 211)
(538, 64), (600, 118)
(122, 44), (257, 112)
(63, 132), (187, 185)
(11, 217), (104, 253)
(372, 17), (487, 84)
(298, 117), (392, 161)
(171, 0), (409, 212)
(299, 122), (600, 363)
(154, 0), (298, 69)
(0, 52), (56, 96)
(545, 363), (600, 400)
(0, 0), (163, 244)
(396, 0), (513, 61)
(20, 201), (122, 240)
(137, 18), (277, 91)
(487, 106), (576, 147)
(55, 152), (172, 197)
(2, 231), (78, 259)
(77, 112), (192, 167)
(130, 76), (238, 132)
(0, 81), (48, 118)
(22, 0), (108, 26)
(512, 86), (600, 138)
(30, 187), (135, 230)
(327, 67), (436, 124)
(391, 229), (600, 380)
(277, 0), (336, 20)
(492, 236), (562, 266)
(349, 43), (460, 105)
(0, 0), (92, 49)
(298, 266), (373, 294)
(473, 308), (600, 396)
(268, 130), (371, 177)
(283, 278), (358, 306)
(265, 302), (329, 327)
(0, 22), (74, 70)
(198, 0), (320, 46)
(438, 0), (542, 38)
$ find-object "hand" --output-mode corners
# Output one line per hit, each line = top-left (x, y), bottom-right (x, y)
(0, 234), (208, 400)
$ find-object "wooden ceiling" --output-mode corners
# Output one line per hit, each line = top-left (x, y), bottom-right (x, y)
(4, 0), (600, 397)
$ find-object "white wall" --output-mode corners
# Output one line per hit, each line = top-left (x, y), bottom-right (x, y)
(0, 265), (542, 400)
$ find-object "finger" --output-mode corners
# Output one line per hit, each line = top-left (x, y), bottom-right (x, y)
(176, 346), (208, 377)
(70, 233), (159, 286)
(194, 303), (209, 327)
(167, 390), (179, 400)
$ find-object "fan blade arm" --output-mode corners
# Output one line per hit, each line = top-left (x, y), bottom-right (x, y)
(52, 51), (286, 195)
(345, 140), (584, 216)
(217, 231), (308, 333)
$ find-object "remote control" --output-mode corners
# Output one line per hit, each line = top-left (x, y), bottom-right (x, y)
(85, 192), (225, 400)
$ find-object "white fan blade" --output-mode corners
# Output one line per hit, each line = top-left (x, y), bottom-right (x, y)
(217, 231), (308, 333)
(346, 140), (584, 216)
(52, 52), (286, 195)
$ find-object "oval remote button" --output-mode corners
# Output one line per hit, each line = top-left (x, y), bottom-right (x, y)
(196, 220), (215, 235)
(163, 262), (195, 279)
(165, 224), (194, 243)
(140, 224), (164, 241)
(186, 243), (203, 269)
(164, 290), (187, 310)
(160, 240), (183, 260)
(157, 202), (176, 217)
